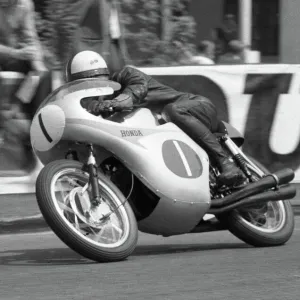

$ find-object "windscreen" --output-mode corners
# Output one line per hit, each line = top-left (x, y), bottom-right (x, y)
(36, 78), (121, 112)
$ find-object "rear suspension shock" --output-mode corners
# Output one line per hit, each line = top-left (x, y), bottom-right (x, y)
(220, 135), (254, 181)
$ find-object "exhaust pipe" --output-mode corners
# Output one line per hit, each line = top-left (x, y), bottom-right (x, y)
(211, 168), (295, 208)
(208, 184), (296, 215)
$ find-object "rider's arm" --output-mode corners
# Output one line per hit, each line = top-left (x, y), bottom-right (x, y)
(111, 66), (149, 105)
(0, 45), (19, 60)
(87, 67), (149, 114)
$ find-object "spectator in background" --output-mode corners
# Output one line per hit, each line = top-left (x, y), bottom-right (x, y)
(220, 14), (238, 44)
(0, 0), (46, 72)
(218, 14), (239, 55)
(171, 40), (196, 65)
(218, 40), (245, 64)
(74, 0), (130, 73)
(0, 0), (51, 173)
(0, 0), (51, 118)
(212, 27), (226, 62)
(193, 40), (215, 65)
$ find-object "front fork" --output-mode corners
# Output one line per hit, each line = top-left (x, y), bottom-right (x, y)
(83, 144), (101, 207)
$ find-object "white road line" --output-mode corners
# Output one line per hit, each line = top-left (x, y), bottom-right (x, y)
(0, 230), (53, 238)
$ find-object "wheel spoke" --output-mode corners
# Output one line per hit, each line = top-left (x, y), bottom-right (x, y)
(268, 203), (276, 218)
(95, 226), (116, 242)
(247, 212), (257, 224)
(58, 201), (74, 214)
(77, 222), (90, 229)
(61, 192), (71, 204)
(111, 225), (117, 241)
(111, 223), (123, 235)
(61, 176), (82, 188)
(72, 215), (93, 231)
(265, 215), (274, 229)
(98, 234), (115, 242)
(93, 226), (106, 242)
(74, 214), (80, 230)
(56, 181), (68, 203)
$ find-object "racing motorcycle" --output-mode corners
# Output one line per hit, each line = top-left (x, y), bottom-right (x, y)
(30, 78), (296, 263)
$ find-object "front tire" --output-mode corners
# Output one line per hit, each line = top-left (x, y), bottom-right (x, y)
(218, 157), (295, 247)
(36, 159), (138, 262)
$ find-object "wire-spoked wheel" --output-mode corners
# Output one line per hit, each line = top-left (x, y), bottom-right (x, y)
(218, 157), (295, 247)
(36, 159), (138, 262)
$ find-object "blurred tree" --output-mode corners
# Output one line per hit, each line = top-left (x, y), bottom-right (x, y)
(33, 0), (196, 68)
(55, 0), (82, 67)
(161, 0), (172, 42)
(122, 0), (196, 66)
(34, 0), (61, 69)
(33, 0), (81, 69)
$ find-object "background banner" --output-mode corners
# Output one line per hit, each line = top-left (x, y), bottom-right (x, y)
(146, 64), (300, 181)
(1, 64), (300, 195)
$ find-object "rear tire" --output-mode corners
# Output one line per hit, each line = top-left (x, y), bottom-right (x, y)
(218, 156), (295, 247)
(36, 159), (138, 262)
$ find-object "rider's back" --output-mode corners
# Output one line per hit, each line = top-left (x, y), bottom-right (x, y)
(113, 66), (191, 109)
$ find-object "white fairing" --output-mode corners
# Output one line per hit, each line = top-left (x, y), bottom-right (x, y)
(31, 104), (66, 152)
(30, 79), (211, 236)
(120, 108), (161, 127)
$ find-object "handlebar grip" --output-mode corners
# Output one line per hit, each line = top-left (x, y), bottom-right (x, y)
(113, 107), (133, 112)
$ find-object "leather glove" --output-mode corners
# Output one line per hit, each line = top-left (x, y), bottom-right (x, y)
(84, 99), (102, 114)
(84, 94), (133, 114)
(94, 100), (114, 112)
(95, 93), (133, 113)
(81, 99), (111, 115)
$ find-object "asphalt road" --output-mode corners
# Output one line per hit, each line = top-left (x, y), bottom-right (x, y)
(1, 218), (300, 300)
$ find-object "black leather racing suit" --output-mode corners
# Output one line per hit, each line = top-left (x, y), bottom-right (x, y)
(86, 66), (245, 184)
(107, 66), (228, 166)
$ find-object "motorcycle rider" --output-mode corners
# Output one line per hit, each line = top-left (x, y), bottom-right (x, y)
(66, 51), (245, 186)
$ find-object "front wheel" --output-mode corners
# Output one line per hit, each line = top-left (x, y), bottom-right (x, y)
(36, 159), (138, 262)
(218, 157), (295, 247)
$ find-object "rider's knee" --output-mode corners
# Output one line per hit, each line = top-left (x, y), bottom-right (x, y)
(163, 102), (183, 120)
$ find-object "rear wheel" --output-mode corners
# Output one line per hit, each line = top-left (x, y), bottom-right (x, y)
(36, 159), (138, 262)
(218, 157), (295, 247)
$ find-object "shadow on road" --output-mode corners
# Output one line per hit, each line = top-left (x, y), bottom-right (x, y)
(0, 242), (250, 266)
(133, 242), (250, 256)
(0, 248), (94, 266)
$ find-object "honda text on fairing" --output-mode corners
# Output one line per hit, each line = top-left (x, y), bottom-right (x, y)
(30, 78), (296, 262)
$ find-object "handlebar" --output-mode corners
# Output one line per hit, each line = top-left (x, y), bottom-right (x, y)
(105, 107), (133, 113)
(84, 106), (133, 116)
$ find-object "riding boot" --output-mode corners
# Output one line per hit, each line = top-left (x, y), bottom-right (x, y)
(163, 100), (246, 186)
(199, 131), (245, 186)
(217, 156), (246, 186)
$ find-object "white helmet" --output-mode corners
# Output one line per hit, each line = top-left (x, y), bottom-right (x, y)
(65, 51), (110, 82)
